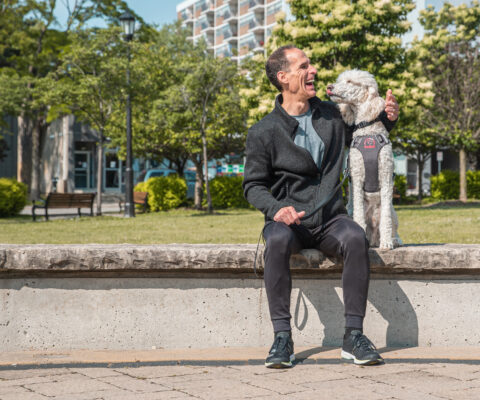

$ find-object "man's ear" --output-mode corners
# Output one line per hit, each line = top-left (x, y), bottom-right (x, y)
(277, 70), (288, 87)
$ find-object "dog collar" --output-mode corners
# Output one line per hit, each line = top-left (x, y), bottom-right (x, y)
(351, 115), (382, 132)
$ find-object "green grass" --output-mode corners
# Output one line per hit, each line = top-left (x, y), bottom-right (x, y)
(0, 205), (479, 244)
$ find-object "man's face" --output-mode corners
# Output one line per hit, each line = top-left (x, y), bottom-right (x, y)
(278, 48), (317, 100)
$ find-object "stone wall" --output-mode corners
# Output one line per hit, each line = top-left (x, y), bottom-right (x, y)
(1, 244), (479, 351)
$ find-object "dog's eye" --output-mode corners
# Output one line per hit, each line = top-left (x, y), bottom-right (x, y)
(346, 80), (351, 83)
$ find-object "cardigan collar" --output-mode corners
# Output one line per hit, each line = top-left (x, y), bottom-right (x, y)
(273, 94), (320, 138)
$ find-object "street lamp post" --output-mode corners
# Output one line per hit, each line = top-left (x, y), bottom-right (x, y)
(120, 11), (136, 218)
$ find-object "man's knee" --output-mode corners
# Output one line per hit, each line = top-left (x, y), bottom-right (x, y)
(338, 219), (369, 252)
(264, 222), (296, 254)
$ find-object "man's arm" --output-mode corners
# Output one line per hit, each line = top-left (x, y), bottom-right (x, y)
(242, 128), (304, 224)
(345, 89), (399, 146)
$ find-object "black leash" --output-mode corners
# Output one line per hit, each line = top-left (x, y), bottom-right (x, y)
(252, 166), (350, 277)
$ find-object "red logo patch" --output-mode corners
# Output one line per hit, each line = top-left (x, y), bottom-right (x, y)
(364, 138), (375, 149)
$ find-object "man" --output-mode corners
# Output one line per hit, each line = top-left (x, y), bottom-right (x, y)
(242, 45), (399, 368)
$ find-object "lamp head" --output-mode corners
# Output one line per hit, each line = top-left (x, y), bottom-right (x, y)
(120, 11), (135, 41)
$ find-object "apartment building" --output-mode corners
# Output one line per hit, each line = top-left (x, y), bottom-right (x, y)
(176, 0), (287, 60)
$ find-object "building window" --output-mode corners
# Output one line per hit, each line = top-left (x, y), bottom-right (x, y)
(217, 24), (233, 39)
(267, 1), (282, 16)
(239, 33), (256, 50)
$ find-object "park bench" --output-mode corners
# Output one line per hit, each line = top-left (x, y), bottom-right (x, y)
(119, 191), (149, 213)
(32, 192), (96, 221)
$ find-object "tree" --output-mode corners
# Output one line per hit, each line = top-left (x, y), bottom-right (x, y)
(153, 47), (247, 211)
(243, 0), (415, 122)
(0, 0), (135, 199)
(241, 0), (437, 199)
(412, 1), (480, 201)
(42, 27), (127, 215)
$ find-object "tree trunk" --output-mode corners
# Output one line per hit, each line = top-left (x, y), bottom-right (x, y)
(17, 115), (32, 188)
(30, 116), (45, 201)
(417, 152), (424, 201)
(96, 134), (104, 216)
(459, 148), (467, 202)
(192, 158), (204, 210)
(202, 131), (213, 214)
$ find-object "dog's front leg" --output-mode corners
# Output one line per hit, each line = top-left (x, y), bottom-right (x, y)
(378, 146), (394, 249)
(349, 149), (367, 232)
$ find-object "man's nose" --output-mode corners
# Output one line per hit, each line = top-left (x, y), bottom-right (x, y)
(310, 65), (317, 74)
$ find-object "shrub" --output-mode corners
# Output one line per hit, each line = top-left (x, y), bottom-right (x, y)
(134, 175), (187, 211)
(430, 170), (457, 199)
(430, 170), (480, 200)
(207, 176), (252, 209)
(430, 170), (460, 200)
(467, 170), (480, 199)
(394, 174), (407, 202)
(0, 178), (28, 217)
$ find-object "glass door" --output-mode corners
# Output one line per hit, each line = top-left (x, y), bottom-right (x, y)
(104, 151), (123, 191)
(74, 151), (91, 189)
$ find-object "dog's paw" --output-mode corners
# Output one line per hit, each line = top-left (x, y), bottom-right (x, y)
(393, 237), (403, 248)
(379, 240), (394, 250)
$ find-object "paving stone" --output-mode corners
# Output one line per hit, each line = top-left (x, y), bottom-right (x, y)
(420, 363), (480, 381)
(441, 387), (480, 400)
(98, 375), (169, 393)
(0, 390), (50, 400)
(266, 365), (348, 385)
(118, 365), (208, 379)
(24, 376), (115, 397)
(158, 377), (274, 399)
(99, 390), (197, 400)
(0, 375), (52, 388)
(0, 368), (71, 380)
(68, 367), (125, 379)
(368, 369), (473, 396)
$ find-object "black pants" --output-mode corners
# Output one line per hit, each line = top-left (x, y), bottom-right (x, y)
(262, 214), (370, 333)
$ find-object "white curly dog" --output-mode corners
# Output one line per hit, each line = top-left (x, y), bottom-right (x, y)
(327, 69), (402, 249)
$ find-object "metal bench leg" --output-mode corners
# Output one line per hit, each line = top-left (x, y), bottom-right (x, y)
(78, 208), (81, 218)
(45, 209), (49, 221)
(32, 205), (36, 222)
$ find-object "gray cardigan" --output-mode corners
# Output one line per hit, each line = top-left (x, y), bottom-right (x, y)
(242, 94), (395, 228)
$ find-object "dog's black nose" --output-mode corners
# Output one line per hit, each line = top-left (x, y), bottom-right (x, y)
(327, 84), (334, 91)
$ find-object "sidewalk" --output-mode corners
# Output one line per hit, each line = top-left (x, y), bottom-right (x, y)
(1, 347), (479, 399)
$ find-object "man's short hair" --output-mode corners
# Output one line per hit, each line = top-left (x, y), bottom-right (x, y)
(265, 45), (296, 92)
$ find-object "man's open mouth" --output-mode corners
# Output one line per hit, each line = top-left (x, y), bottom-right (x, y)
(305, 79), (315, 90)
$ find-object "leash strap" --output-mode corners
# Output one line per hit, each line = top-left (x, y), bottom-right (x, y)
(300, 166), (350, 220)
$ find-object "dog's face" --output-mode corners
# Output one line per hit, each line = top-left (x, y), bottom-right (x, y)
(326, 70), (379, 106)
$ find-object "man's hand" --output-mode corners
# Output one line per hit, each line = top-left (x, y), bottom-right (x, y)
(385, 89), (399, 121)
(273, 206), (305, 225)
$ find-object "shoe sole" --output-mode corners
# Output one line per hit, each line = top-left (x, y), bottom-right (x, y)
(265, 354), (295, 369)
(341, 350), (383, 365)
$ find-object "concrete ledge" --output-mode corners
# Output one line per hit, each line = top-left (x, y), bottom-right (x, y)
(1, 244), (480, 351)
(1, 244), (480, 276)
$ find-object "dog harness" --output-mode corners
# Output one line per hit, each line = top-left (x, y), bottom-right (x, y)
(351, 133), (390, 193)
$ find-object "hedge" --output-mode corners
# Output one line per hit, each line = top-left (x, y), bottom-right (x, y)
(134, 175), (187, 211)
(430, 170), (480, 200)
(206, 176), (251, 209)
(0, 178), (28, 217)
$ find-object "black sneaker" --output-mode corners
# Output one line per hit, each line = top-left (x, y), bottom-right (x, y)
(265, 331), (295, 368)
(341, 330), (383, 365)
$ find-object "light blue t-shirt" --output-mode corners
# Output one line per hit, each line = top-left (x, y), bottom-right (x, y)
(292, 108), (325, 170)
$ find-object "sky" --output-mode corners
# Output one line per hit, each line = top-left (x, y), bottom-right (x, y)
(54, 0), (180, 29)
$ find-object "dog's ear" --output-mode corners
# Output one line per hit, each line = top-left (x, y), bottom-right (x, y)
(338, 103), (355, 125)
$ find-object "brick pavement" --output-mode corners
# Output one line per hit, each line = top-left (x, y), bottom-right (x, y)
(1, 348), (479, 399)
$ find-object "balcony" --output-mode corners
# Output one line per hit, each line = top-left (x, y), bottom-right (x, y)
(249, 0), (265, 13)
(200, 0), (215, 15)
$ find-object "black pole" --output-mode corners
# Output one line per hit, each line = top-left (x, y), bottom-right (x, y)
(124, 42), (135, 218)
